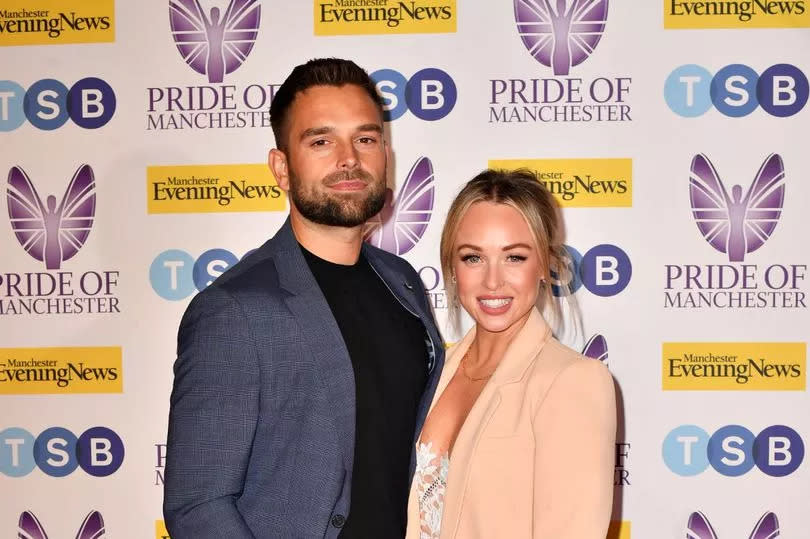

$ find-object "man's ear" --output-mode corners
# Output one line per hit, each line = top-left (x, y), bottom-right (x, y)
(268, 148), (289, 192)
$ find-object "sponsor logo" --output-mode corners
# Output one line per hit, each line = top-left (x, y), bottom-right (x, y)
(687, 511), (778, 539)
(364, 156), (434, 255)
(607, 521), (631, 539)
(491, 0), (632, 124)
(665, 0), (808, 28)
(314, 0), (456, 35)
(147, 164), (285, 214)
(155, 443), (166, 486)
(170, 0), (260, 84)
(664, 153), (806, 310)
(488, 158), (632, 207)
(583, 334), (608, 364)
(663, 424), (804, 477)
(665, 63), (808, 117)
(0, 78), (116, 131)
(0, 347), (122, 395)
(156, 520), (170, 539)
(614, 441), (630, 486)
(371, 68), (456, 121)
(150, 247), (248, 300)
(18, 510), (106, 538)
(662, 342), (805, 390)
(0, 426), (124, 477)
(0, 1), (114, 46)
(553, 244), (632, 297)
(3, 165), (121, 316)
(148, 1), (278, 131)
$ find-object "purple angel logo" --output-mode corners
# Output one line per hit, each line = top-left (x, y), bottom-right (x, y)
(169, 0), (261, 83)
(689, 153), (785, 262)
(582, 334), (608, 364)
(513, 0), (609, 76)
(686, 511), (779, 539)
(18, 510), (106, 539)
(7, 165), (96, 270)
(364, 156), (435, 256)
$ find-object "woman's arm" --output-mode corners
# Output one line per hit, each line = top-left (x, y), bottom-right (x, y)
(532, 359), (617, 538)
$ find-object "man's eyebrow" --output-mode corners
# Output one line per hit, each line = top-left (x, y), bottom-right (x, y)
(300, 126), (333, 140)
(356, 123), (383, 133)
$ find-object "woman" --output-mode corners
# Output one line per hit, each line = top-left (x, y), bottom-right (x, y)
(406, 169), (616, 538)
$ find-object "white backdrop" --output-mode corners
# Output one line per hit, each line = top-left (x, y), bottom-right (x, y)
(2, 1), (809, 537)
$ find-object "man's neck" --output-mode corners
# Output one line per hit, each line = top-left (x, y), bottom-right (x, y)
(289, 210), (364, 265)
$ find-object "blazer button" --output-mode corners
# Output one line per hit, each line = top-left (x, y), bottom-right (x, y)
(331, 514), (346, 528)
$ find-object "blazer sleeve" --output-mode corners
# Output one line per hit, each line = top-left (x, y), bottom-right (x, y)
(532, 359), (617, 538)
(163, 286), (259, 539)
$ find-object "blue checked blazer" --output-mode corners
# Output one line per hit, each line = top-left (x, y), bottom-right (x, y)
(163, 218), (445, 538)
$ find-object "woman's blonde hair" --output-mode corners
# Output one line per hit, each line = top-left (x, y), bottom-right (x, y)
(439, 168), (572, 331)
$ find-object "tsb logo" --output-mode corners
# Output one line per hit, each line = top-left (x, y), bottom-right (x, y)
(552, 244), (632, 297)
(0, 78), (116, 131)
(150, 248), (251, 300)
(0, 426), (124, 477)
(663, 424), (804, 477)
(370, 68), (457, 121)
(665, 63), (808, 117)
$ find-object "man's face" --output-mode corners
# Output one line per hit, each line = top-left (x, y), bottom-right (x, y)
(277, 84), (388, 228)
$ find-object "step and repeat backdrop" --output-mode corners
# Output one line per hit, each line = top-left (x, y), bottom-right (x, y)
(1, 1), (809, 537)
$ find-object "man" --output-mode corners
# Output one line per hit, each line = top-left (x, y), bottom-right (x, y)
(163, 58), (445, 538)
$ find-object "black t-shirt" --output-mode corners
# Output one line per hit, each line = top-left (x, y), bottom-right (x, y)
(302, 246), (429, 538)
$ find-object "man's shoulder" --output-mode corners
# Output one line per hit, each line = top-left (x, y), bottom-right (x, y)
(363, 243), (417, 276)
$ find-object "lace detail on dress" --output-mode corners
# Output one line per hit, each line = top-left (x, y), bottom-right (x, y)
(415, 441), (450, 539)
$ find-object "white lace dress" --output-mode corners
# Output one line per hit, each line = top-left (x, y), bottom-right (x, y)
(414, 441), (450, 539)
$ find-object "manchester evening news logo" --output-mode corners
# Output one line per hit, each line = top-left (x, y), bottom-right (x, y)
(0, 1), (114, 46)
(664, 153), (806, 309)
(662, 342), (805, 390)
(3, 165), (121, 316)
(148, 1), (279, 130)
(18, 510), (106, 538)
(490, 0), (631, 124)
(0, 347), (122, 395)
(314, 0), (456, 35)
(686, 511), (779, 539)
(488, 158), (632, 207)
(665, 0), (808, 28)
(147, 164), (285, 213)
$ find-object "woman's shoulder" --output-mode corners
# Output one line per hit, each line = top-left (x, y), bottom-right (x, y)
(527, 337), (614, 400)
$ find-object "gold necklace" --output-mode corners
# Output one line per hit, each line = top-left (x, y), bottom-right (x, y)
(460, 351), (496, 382)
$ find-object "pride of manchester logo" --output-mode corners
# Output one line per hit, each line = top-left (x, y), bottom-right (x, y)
(169, 0), (261, 83)
(18, 510), (106, 538)
(364, 156), (434, 256)
(514, 0), (609, 76)
(7, 165), (95, 270)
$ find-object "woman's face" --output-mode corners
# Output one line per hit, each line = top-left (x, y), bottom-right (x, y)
(453, 201), (543, 336)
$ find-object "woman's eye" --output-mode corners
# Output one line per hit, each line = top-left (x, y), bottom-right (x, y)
(507, 254), (527, 262)
(461, 254), (481, 264)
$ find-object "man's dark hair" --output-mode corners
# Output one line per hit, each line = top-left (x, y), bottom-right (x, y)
(270, 58), (384, 151)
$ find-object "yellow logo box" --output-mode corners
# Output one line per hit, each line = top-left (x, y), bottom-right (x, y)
(487, 158), (632, 208)
(0, 346), (122, 395)
(607, 521), (631, 539)
(314, 0), (456, 35)
(0, 0), (114, 46)
(664, 0), (810, 28)
(155, 520), (170, 539)
(147, 164), (286, 214)
(663, 342), (806, 390)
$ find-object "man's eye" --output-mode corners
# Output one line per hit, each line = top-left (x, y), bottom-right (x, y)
(357, 136), (376, 144)
(311, 139), (328, 147)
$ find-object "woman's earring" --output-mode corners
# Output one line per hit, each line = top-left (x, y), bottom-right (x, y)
(451, 273), (457, 284)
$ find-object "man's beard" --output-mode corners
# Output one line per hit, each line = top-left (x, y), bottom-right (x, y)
(288, 168), (386, 227)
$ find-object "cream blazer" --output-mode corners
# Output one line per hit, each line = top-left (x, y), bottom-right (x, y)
(406, 309), (616, 538)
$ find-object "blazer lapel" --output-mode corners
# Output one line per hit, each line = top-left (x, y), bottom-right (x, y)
(440, 309), (552, 537)
(271, 219), (356, 470)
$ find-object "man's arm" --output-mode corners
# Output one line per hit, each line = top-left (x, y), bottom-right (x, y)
(163, 286), (259, 538)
